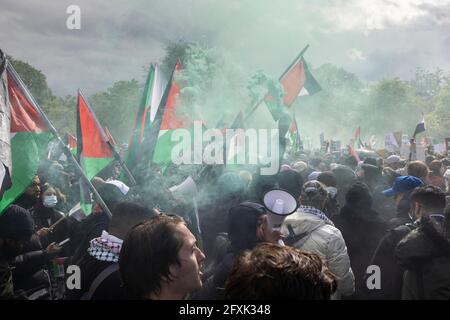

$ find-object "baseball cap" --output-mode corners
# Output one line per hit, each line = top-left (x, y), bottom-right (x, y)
(385, 155), (404, 166)
(382, 175), (424, 197)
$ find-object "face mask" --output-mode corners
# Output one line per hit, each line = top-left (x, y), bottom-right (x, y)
(43, 195), (58, 208)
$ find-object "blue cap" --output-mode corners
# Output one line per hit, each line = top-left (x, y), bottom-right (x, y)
(382, 176), (424, 197)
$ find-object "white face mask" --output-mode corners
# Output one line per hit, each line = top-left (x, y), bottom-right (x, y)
(43, 195), (58, 208)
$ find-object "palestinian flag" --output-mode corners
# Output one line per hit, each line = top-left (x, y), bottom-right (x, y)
(286, 113), (302, 153)
(125, 64), (166, 172)
(354, 126), (364, 149)
(0, 64), (52, 213)
(297, 58), (322, 97)
(143, 60), (190, 171)
(265, 57), (321, 121)
(77, 91), (114, 214)
(77, 91), (114, 180)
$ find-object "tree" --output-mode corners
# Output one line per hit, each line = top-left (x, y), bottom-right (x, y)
(427, 82), (450, 140)
(410, 68), (446, 113)
(293, 64), (368, 143)
(6, 55), (53, 105)
(365, 78), (425, 136)
(160, 40), (191, 77)
(89, 80), (141, 143)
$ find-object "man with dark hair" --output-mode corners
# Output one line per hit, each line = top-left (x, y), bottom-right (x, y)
(193, 201), (281, 300)
(395, 186), (449, 299)
(66, 202), (157, 300)
(365, 177), (425, 299)
(0, 205), (34, 299)
(225, 243), (336, 300)
(119, 214), (206, 300)
(14, 175), (41, 212)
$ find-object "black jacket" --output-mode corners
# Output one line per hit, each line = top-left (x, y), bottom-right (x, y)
(333, 205), (387, 299)
(395, 215), (450, 299)
(365, 222), (417, 299)
(65, 254), (124, 300)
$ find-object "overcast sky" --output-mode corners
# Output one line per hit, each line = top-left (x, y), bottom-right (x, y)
(1, 0), (450, 96)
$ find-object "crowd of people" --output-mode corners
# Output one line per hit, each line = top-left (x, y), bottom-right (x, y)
(1, 143), (450, 300)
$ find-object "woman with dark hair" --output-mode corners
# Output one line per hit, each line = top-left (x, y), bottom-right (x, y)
(32, 183), (71, 246)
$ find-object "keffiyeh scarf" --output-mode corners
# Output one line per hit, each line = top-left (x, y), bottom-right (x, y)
(87, 230), (123, 262)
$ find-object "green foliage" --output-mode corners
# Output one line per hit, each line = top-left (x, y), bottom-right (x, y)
(7, 55), (52, 105)
(365, 78), (424, 135)
(294, 64), (368, 142)
(89, 80), (141, 143)
(7, 49), (450, 149)
(427, 82), (450, 140)
(410, 68), (446, 112)
(177, 43), (248, 126)
(160, 40), (191, 77)
(42, 95), (76, 135)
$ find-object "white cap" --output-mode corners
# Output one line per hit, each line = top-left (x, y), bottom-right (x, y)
(386, 155), (402, 166)
(308, 171), (321, 181)
(292, 161), (308, 172)
(106, 180), (130, 195)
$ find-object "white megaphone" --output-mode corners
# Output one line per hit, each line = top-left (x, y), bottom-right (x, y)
(169, 176), (198, 199)
(263, 189), (298, 246)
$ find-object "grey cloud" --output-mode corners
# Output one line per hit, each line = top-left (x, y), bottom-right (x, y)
(0, 0), (449, 96)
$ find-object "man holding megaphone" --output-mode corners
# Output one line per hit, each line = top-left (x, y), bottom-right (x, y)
(193, 201), (282, 300)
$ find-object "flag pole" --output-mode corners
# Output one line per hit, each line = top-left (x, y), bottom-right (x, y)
(7, 62), (113, 219)
(78, 89), (137, 186)
(278, 44), (310, 81)
(106, 140), (137, 185)
(244, 44), (310, 122)
(293, 112), (302, 153)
